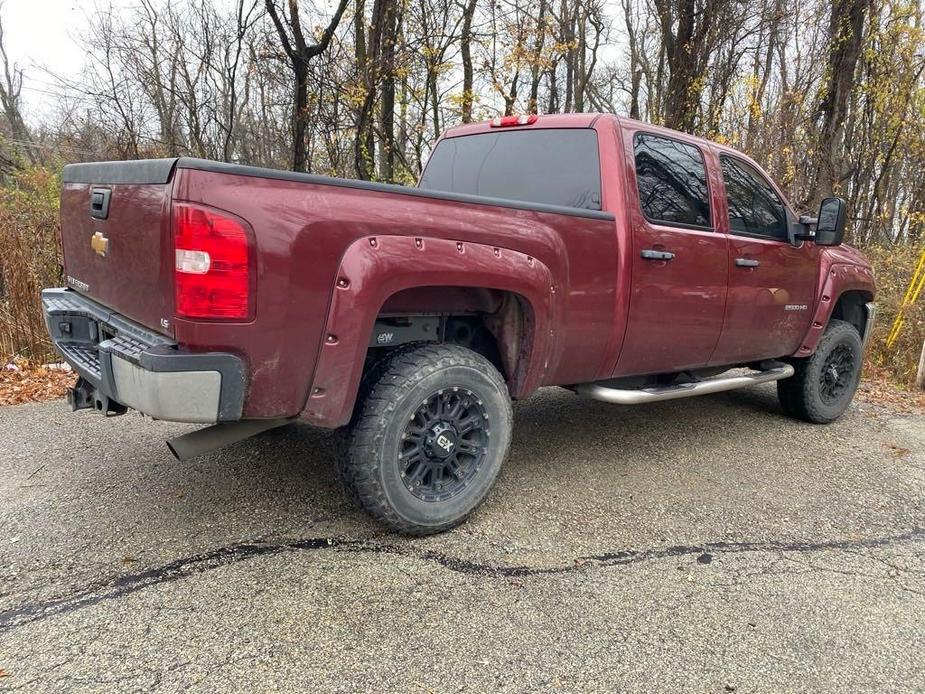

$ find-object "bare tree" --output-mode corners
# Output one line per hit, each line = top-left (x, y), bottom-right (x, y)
(265, 0), (349, 172)
(460, 0), (478, 122)
(653, 0), (730, 132)
(0, 6), (35, 166)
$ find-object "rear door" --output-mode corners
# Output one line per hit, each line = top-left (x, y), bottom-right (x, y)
(709, 154), (817, 365)
(60, 160), (177, 337)
(614, 130), (729, 377)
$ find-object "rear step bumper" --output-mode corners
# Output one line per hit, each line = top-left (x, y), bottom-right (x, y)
(575, 364), (795, 405)
(42, 288), (246, 423)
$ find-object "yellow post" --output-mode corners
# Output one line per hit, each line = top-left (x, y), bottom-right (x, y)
(886, 245), (925, 349)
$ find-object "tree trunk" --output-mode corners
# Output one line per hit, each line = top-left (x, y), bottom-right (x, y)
(292, 65), (308, 171)
(378, 0), (398, 181)
(659, 0), (698, 131)
(460, 0), (478, 123)
(528, 0), (547, 114)
(561, 0), (574, 112)
(265, 0), (349, 173)
(811, 0), (870, 206)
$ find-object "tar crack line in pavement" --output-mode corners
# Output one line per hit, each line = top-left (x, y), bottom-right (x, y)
(1, 527), (923, 632)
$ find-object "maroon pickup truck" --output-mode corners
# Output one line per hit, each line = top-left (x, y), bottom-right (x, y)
(44, 113), (876, 534)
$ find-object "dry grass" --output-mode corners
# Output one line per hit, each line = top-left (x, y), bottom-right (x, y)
(0, 167), (62, 362)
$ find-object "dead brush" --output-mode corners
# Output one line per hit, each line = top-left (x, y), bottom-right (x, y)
(862, 244), (925, 389)
(0, 167), (62, 362)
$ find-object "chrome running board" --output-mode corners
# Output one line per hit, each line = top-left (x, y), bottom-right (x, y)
(575, 364), (795, 405)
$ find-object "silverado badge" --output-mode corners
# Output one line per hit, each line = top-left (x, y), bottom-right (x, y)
(91, 231), (109, 257)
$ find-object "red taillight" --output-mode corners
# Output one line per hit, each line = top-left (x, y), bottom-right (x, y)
(489, 114), (538, 127)
(173, 202), (252, 320)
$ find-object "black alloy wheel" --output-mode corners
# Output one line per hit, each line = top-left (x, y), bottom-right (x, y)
(399, 388), (490, 503)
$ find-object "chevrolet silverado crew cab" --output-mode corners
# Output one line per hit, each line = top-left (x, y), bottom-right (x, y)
(44, 113), (876, 535)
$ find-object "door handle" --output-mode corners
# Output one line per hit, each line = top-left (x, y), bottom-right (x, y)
(735, 258), (760, 268)
(641, 249), (675, 261)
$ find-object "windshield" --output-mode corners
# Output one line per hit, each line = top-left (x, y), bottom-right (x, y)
(418, 129), (602, 211)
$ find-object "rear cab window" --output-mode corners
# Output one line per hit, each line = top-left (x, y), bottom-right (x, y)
(419, 129), (602, 211)
(632, 133), (712, 230)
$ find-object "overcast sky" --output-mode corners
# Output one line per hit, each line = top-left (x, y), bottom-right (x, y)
(5, 0), (623, 120)
(3, 0), (137, 116)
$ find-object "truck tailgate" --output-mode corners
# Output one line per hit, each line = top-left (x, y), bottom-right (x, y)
(60, 160), (178, 338)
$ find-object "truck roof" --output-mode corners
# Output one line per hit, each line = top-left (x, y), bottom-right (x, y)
(443, 112), (717, 149)
(443, 113), (605, 138)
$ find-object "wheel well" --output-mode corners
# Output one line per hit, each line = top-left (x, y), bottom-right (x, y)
(831, 290), (872, 339)
(368, 287), (532, 389)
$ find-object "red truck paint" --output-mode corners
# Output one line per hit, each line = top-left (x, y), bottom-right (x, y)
(53, 113), (876, 428)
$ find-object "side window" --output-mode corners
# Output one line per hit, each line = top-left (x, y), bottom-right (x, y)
(720, 155), (788, 241)
(633, 133), (711, 229)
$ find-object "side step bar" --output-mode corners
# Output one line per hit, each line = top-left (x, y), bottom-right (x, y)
(574, 364), (795, 405)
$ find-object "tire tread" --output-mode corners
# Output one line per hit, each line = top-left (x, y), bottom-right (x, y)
(338, 343), (512, 535)
(777, 319), (862, 424)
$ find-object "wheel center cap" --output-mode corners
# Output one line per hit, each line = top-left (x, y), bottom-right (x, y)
(425, 422), (457, 459)
(827, 364), (840, 383)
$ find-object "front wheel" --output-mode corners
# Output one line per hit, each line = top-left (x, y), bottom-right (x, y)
(777, 319), (863, 424)
(337, 344), (513, 535)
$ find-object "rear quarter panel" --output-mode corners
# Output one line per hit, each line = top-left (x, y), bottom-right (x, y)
(172, 167), (620, 421)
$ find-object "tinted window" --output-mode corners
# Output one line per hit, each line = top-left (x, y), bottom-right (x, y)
(633, 133), (711, 228)
(720, 155), (788, 240)
(419, 129), (601, 210)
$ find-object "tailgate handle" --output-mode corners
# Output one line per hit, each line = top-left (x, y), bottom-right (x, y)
(90, 187), (112, 220)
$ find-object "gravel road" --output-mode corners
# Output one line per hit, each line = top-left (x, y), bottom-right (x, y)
(0, 386), (923, 692)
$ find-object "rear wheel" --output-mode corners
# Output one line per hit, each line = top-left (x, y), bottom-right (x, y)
(337, 343), (512, 535)
(777, 319), (863, 423)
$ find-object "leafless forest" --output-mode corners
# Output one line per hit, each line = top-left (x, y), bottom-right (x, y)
(1, 0), (924, 385)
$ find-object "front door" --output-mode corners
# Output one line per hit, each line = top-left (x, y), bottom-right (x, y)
(614, 131), (729, 377)
(710, 154), (817, 365)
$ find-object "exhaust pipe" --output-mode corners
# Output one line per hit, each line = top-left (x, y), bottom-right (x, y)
(166, 418), (293, 461)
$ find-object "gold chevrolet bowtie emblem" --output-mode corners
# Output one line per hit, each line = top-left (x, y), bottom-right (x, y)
(91, 231), (109, 257)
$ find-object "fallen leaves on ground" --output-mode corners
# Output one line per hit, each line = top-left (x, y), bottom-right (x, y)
(0, 358), (75, 406)
(882, 442), (911, 458)
(859, 365), (925, 414)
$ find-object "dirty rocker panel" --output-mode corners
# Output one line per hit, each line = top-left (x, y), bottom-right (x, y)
(42, 288), (246, 423)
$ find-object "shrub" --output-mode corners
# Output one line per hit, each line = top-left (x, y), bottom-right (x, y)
(0, 167), (62, 361)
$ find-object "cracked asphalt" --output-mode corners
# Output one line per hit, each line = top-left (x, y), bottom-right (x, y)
(1, 385), (923, 692)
